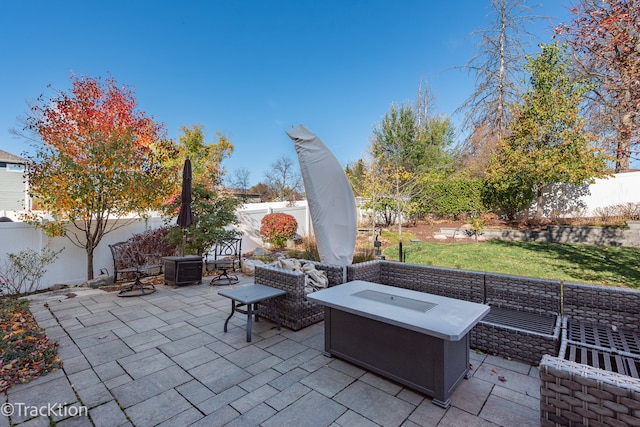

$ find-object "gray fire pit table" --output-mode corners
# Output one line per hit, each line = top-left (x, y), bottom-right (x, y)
(218, 284), (286, 342)
(307, 280), (490, 408)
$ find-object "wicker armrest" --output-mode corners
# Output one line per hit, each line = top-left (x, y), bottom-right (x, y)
(540, 354), (640, 426)
(346, 260), (382, 282)
(254, 261), (344, 331)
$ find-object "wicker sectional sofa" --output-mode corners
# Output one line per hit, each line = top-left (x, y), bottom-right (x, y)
(254, 260), (345, 331)
(253, 258), (640, 424)
(346, 259), (485, 302)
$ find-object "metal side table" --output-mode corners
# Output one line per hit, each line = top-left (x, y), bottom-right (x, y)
(218, 284), (286, 342)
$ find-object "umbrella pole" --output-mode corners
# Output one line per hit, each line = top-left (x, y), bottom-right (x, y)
(182, 228), (187, 256)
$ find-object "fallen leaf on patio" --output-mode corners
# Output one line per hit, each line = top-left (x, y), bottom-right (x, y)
(498, 376), (507, 382)
(1, 298), (61, 392)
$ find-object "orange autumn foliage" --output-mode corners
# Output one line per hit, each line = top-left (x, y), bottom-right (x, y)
(24, 74), (174, 279)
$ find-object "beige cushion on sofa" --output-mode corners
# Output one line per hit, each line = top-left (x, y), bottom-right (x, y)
(274, 258), (328, 294)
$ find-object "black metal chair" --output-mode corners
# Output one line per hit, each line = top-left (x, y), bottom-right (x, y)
(205, 237), (242, 285)
(109, 241), (162, 297)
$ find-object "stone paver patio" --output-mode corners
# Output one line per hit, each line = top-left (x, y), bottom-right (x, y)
(2, 275), (540, 426)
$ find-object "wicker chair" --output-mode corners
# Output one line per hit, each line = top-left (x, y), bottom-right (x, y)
(540, 355), (640, 426)
(254, 260), (345, 331)
(540, 282), (640, 426)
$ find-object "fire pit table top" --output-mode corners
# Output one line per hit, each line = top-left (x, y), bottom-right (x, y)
(307, 280), (490, 341)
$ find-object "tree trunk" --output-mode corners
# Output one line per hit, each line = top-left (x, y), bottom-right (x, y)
(87, 247), (94, 281)
(615, 110), (634, 172)
(496, 0), (507, 137)
(535, 186), (544, 219)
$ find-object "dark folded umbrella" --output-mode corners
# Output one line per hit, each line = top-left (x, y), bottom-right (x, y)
(177, 158), (194, 255)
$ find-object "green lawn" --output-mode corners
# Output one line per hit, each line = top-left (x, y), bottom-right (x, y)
(383, 240), (640, 288)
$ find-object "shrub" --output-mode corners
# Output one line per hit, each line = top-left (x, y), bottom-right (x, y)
(287, 235), (321, 261)
(260, 213), (298, 248)
(0, 247), (62, 295)
(353, 246), (376, 263)
(130, 227), (178, 258)
(592, 202), (640, 225)
(421, 177), (486, 219)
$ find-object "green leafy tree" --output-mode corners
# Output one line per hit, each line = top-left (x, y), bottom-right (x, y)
(166, 185), (240, 255)
(360, 90), (457, 227)
(345, 159), (367, 197)
(486, 42), (611, 218)
(20, 75), (173, 279)
(166, 124), (234, 190)
(164, 125), (240, 255)
(370, 103), (418, 233)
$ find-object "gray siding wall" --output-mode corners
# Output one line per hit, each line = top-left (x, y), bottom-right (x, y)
(0, 165), (26, 211)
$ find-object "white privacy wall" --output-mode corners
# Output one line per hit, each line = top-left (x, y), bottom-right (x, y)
(578, 171), (640, 213)
(1, 173), (639, 291)
(0, 201), (312, 291)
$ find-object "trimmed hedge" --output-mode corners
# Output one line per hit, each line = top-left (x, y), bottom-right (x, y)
(420, 177), (486, 218)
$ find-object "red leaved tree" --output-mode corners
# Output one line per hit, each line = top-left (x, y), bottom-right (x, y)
(557, 0), (640, 171)
(22, 75), (175, 280)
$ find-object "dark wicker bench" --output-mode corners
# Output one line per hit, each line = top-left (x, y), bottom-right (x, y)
(472, 273), (561, 364)
(254, 260), (345, 331)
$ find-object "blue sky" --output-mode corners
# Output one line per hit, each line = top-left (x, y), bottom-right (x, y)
(0, 1), (572, 186)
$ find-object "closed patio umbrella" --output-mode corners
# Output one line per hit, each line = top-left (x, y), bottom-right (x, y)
(176, 157), (194, 256)
(287, 124), (356, 275)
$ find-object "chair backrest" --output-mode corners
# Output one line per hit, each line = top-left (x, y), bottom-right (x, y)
(213, 237), (242, 267)
(485, 272), (560, 316)
(563, 281), (640, 331)
(109, 241), (140, 271)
